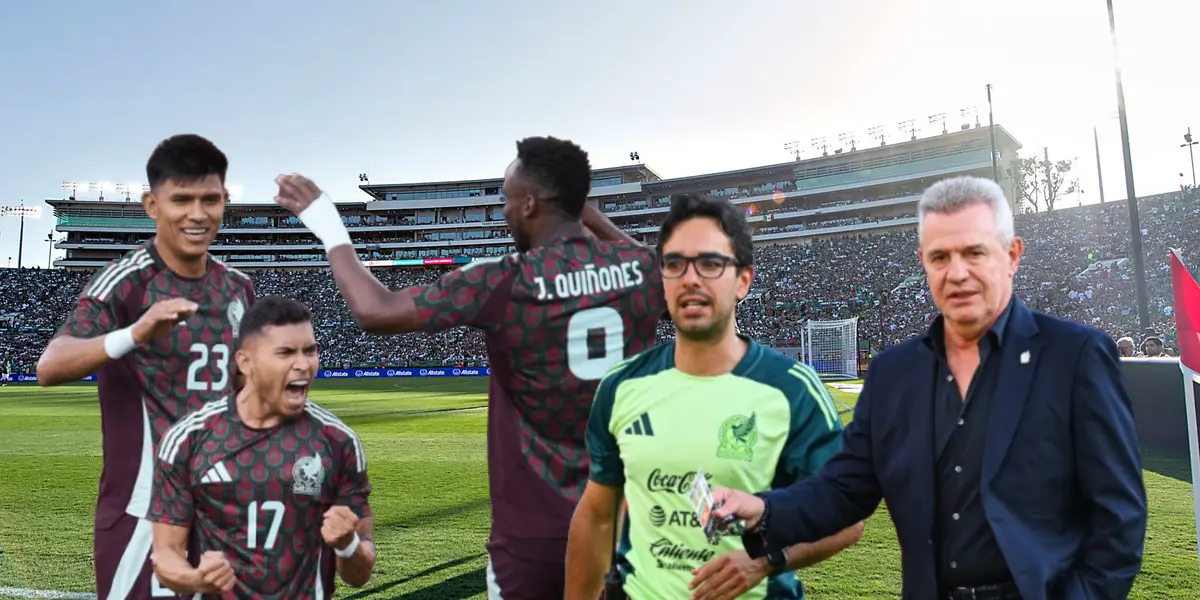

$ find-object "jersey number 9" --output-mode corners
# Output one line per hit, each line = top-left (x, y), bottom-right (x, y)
(566, 307), (626, 381)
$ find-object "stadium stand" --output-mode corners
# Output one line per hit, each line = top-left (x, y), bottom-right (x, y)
(4, 189), (1194, 374)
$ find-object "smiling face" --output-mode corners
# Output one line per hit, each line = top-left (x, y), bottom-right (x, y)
(143, 174), (226, 266)
(660, 217), (753, 342)
(235, 321), (319, 419)
(919, 202), (1023, 338)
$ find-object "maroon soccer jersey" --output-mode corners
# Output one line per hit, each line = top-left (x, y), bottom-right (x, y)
(56, 240), (255, 528)
(407, 235), (666, 559)
(148, 396), (371, 600)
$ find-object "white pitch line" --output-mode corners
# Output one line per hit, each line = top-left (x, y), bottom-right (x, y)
(0, 587), (96, 600)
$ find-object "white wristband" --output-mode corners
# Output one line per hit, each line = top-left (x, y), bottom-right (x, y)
(103, 326), (137, 359)
(298, 194), (353, 253)
(334, 532), (361, 559)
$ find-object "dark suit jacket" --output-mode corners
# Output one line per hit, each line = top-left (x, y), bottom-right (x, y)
(745, 300), (1147, 600)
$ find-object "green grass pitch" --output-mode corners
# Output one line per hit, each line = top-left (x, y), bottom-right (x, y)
(0, 378), (1197, 599)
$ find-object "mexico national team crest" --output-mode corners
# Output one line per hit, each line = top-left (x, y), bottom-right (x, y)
(292, 454), (325, 496)
(227, 299), (245, 338)
(716, 413), (758, 462)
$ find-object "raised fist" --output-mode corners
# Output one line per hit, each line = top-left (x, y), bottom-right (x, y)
(131, 298), (199, 344)
(273, 174), (324, 216)
(194, 550), (236, 594)
(322, 505), (360, 551)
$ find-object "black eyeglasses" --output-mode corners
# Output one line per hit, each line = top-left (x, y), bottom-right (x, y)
(660, 253), (740, 279)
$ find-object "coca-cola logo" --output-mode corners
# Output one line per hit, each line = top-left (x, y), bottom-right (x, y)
(645, 468), (711, 495)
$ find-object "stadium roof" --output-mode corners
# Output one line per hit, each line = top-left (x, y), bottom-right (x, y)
(358, 163), (661, 199)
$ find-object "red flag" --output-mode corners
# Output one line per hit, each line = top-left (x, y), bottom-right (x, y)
(1171, 249), (1200, 373)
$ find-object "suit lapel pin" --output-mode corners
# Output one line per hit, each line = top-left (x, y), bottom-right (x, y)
(1020, 350), (1031, 364)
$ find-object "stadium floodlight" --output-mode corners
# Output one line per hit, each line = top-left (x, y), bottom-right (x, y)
(783, 141), (803, 160)
(960, 106), (980, 130)
(227, 184), (244, 201)
(629, 151), (640, 163)
(60, 180), (85, 199)
(897, 119), (917, 141)
(838, 132), (857, 152)
(928, 113), (947, 135)
(868, 126), (886, 146)
(358, 173), (369, 183)
(1182, 127), (1197, 188)
(810, 136), (829, 156)
(0, 203), (43, 269)
(46, 231), (55, 268)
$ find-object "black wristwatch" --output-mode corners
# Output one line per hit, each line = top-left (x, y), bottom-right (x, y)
(764, 546), (788, 574)
(749, 492), (772, 534)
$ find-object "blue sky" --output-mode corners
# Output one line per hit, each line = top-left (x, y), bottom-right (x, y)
(0, 0), (1196, 268)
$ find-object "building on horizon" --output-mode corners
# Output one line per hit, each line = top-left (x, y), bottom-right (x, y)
(47, 124), (1021, 270)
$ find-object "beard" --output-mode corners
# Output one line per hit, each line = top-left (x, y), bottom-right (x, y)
(513, 226), (532, 253)
(675, 306), (735, 343)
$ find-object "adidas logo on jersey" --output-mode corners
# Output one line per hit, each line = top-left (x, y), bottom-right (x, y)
(624, 412), (655, 436)
(200, 462), (233, 484)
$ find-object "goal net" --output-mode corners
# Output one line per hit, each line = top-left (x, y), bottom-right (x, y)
(800, 317), (859, 381)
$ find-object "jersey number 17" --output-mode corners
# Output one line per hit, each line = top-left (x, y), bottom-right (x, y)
(565, 307), (626, 381)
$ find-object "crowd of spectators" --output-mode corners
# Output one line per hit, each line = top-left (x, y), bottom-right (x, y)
(0, 191), (1193, 372)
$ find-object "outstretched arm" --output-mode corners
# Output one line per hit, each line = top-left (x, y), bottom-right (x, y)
(1063, 333), (1146, 599)
(325, 246), (424, 334)
(753, 383), (883, 551)
(715, 372), (884, 556)
(274, 174), (509, 335)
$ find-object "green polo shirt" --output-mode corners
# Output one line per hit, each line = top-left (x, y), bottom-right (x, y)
(586, 339), (843, 600)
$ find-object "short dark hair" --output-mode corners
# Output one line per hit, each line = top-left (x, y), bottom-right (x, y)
(657, 194), (754, 268)
(238, 296), (312, 342)
(146, 134), (229, 190)
(515, 136), (592, 218)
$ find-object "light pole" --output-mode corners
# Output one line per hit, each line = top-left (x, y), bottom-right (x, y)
(1182, 127), (1198, 188)
(46, 232), (55, 269)
(987, 84), (999, 183)
(1107, 0), (1151, 333)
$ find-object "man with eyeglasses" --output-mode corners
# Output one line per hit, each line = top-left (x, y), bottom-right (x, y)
(565, 194), (863, 600)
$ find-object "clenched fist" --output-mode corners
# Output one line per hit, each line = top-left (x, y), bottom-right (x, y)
(322, 505), (359, 551)
(131, 298), (199, 344)
(194, 550), (236, 594)
(273, 174), (324, 216)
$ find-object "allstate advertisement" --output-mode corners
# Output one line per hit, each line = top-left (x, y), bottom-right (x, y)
(7, 373), (97, 383)
(317, 367), (490, 379)
(6, 369), (487, 383)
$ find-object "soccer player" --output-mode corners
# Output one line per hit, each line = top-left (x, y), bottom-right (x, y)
(271, 136), (666, 598)
(36, 134), (255, 600)
(148, 296), (374, 599)
(565, 195), (862, 600)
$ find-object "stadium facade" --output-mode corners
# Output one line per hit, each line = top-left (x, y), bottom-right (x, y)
(48, 125), (1021, 270)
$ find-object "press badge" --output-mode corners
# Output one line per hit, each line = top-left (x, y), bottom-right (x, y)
(689, 468), (746, 545)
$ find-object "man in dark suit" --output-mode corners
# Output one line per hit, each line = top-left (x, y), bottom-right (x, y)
(710, 176), (1147, 600)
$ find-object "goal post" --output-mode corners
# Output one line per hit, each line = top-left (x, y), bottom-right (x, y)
(800, 317), (859, 413)
(801, 317), (859, 380)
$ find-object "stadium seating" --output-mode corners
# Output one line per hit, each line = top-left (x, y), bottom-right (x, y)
(3, 192), (1194, 373)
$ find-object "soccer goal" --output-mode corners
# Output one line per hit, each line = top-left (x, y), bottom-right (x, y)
(800, 317), (859, 381)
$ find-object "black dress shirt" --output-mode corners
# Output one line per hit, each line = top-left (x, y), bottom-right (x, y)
(923, 299), (1015, 588)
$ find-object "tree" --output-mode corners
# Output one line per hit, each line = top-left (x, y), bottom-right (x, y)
(1040, 148), (1078, 211)
(1009, 151), (1077, 212)
(1010, 156), (1042, 213)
